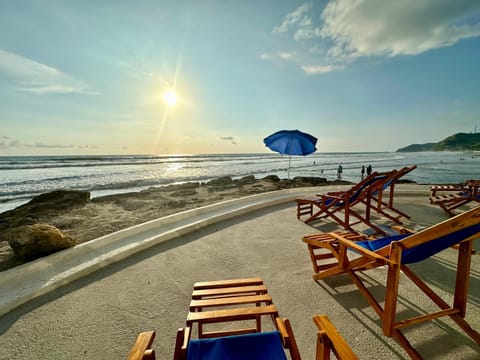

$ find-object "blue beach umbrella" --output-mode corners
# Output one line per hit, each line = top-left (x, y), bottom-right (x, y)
(263, 129), (318, 178)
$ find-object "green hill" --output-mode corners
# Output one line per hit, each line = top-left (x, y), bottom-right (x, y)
(397, 132), (480, 152)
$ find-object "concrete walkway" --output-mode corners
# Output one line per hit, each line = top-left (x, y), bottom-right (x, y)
(0, 185), (479, 359)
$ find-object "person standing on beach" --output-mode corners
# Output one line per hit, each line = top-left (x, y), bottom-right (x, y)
(367, 165), (372, 176)
(337, 164), (343, 179)
(361, 165), (365, 179)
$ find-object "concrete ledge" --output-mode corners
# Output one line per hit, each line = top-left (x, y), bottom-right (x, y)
(0, 187), (319, 317)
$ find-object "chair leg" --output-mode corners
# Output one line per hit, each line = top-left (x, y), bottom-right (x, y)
(452, 241), (480, 343)
(348, 270), (423, 360)
(382, 243), (402, 337)
(315, 332), (331, 360)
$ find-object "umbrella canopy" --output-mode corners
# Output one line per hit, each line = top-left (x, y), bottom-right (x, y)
(263, 129), (317, 178)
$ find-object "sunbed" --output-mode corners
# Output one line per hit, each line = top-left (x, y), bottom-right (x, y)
(295, 171), (399, 235)
(302, 206), (480, 359)
(430, 180), (480, 216)
(127, 277), (359, 360)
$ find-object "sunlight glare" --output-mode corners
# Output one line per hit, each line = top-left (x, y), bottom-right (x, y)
(163, 90), (177, 106)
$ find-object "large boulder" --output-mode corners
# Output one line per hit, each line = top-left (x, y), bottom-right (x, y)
(6, 223), (76, 261)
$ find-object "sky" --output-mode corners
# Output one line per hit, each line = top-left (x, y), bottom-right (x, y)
(1, 0), (480, 155)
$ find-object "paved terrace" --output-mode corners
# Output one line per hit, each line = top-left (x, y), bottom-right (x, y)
(0, 185), (479, 359)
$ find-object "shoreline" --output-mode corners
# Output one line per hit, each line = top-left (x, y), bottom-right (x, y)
(0, 175), (354, 271)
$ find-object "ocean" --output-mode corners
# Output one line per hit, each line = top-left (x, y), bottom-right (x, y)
(1, 151), (478, 213)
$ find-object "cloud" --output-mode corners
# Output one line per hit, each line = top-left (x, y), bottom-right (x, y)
(273, 3), (314, 35)
(302, 64), (337, 74)
(271, 1), (480, 70)
(0, 49), (99, 95)
(320, 0), (480, 58)
(260, 51), (296, 61)
(218, 136), (238, 145)
(0, 135), (95, 149)
(26, 142), (74, 149)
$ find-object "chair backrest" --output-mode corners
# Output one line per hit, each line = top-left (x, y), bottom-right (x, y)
(348, 171), (392, 203)
(373, 165), (417, 194)
(186, 331), (288, 360)
(357, 206), (480, 264)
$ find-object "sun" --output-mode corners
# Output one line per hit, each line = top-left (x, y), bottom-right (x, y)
(163, 90), (177, 106)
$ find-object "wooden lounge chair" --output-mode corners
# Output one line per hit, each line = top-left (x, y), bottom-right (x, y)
(366, 165), (417, 224)
(430, 180), (480, 216)
(295, 171), (398, 235)
(302, 206), (480, 359)
(127, 279), (359, 360)
(127, 331), (156, 360)
(430, 183), (468, 197)
(173, 277), (302, 360)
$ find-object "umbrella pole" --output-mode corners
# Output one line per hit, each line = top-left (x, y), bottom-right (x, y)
(288, 154), (291, 179)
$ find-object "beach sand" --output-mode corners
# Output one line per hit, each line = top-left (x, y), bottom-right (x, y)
(0, 184), (479, 359)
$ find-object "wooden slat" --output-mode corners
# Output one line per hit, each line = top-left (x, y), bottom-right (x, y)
(193, 277), (263, 290)
(190, 294), (272, 310)
(394, 308), (459, 330)
(187, 304), (278, 324)
(192, 284), (267, 299)
(200, 327), (257, 338)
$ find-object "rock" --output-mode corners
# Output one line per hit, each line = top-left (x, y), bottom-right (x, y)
(292, 177), (328, 186)
(170, 189), (198, 197)
(262, 175), (280, 182)
(6, 223), (76, 261)
(207, 176), (233, 186)
(235, 175), (256, 185)
(28, 190), (90, 208)
(161, 182), (200, 191)
(0, 190), (91, 238)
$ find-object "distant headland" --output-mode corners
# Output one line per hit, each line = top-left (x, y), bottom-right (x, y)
(397, 132), (480, 152)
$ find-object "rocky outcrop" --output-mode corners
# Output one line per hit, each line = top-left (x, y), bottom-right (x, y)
(0, 190), (90, 239)
(207, 176), (233, 186)
(235, 175), (256, 185)
(293, 176), (328, 186)
(262, 175), (280, 182)
(6, 223), (76, 261)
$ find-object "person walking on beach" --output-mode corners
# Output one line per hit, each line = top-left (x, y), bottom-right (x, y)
(366, 165), (372, 176)
(337, 164), (343, 179)
(361, 165), (365, 179)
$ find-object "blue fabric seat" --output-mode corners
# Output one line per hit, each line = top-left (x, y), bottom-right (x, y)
(187, 331), (287, 360)
(356, 222), (480, 264)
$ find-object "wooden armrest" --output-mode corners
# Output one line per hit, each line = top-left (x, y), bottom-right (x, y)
(173, 327), (191, 360)
(391, 225), (415, 234)
(127, 331), (156, 360)
(313, 315), (358, 360)
(330, 233), (391, 261)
